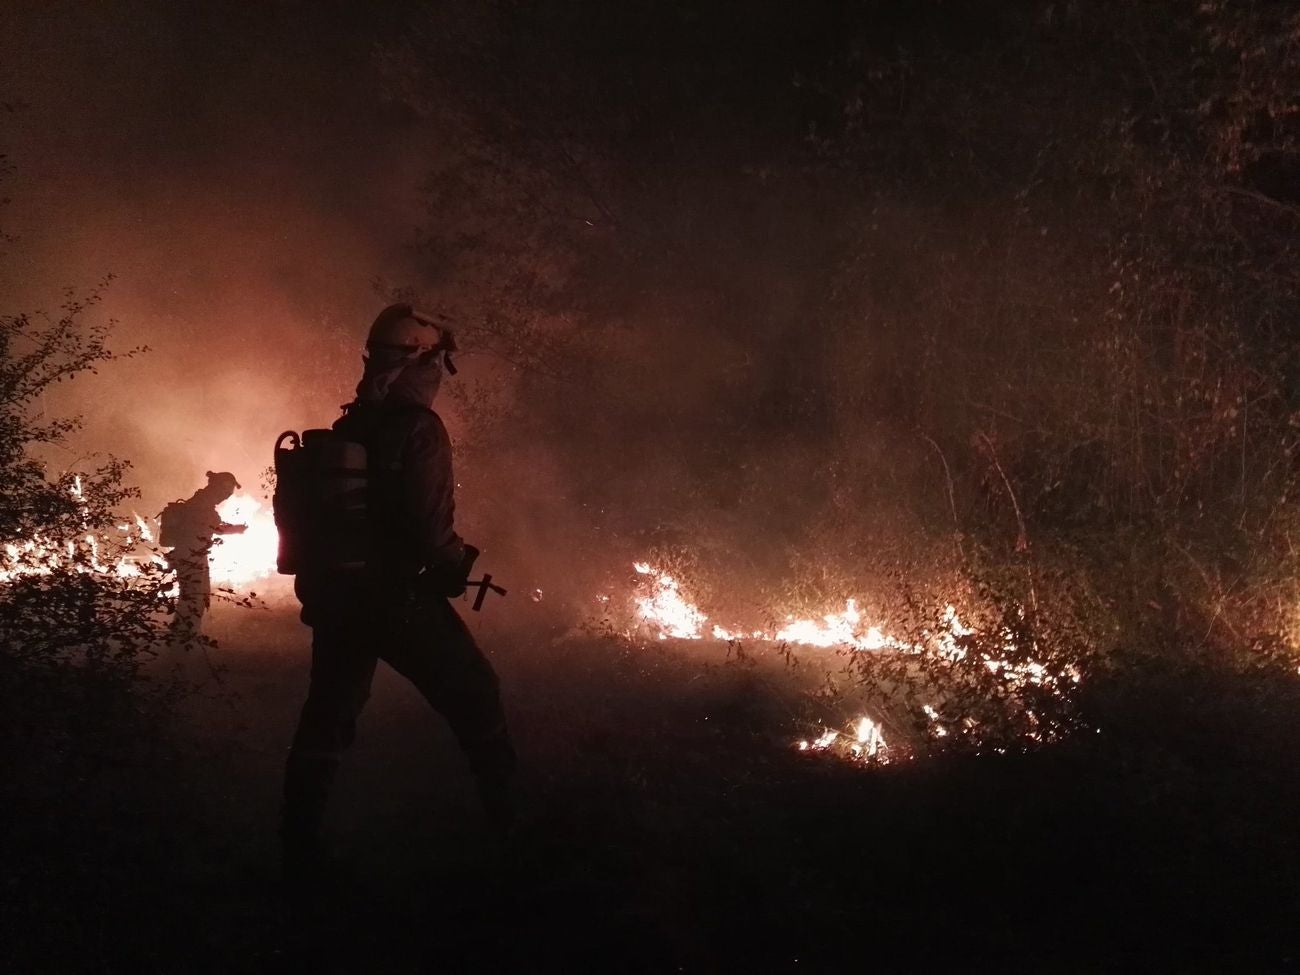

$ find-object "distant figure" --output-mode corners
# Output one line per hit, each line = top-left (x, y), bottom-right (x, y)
(281, 304), (516, 883)
(160, 470), (246, 638)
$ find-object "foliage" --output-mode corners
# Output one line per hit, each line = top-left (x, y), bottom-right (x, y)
(0, 285), (179, 770)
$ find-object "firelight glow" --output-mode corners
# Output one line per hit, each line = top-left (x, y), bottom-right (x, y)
(0, 486), (280, 590)
(628, 559), (1077, 762)
(796, 715), (890, 764)
(0, 477), (168, 583)
(210, 493), (279, 586)
(632, 562), (909, 652)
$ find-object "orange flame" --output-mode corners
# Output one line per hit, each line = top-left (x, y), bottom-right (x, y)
(210, 494), (279, 586)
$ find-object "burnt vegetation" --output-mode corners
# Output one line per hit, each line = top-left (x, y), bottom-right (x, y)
(3, 1), (1300, 971)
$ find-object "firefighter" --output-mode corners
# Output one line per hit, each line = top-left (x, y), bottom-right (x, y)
(163, 470), (246, 638)
(281, 303), (516, 881)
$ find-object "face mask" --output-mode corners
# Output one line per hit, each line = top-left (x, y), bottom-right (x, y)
(355, 346), (444, 408)
(387, 353), (444, 409)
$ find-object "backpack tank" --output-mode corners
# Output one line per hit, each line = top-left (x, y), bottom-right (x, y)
(273, 430), (370, 574)
(157, 500), (187, 548)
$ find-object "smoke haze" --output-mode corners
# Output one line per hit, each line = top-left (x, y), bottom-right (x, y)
(1, 0), (439, 506)
(6, 0), (1296, 631)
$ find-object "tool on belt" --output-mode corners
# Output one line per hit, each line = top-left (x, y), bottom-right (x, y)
(464, 575), (508, 612)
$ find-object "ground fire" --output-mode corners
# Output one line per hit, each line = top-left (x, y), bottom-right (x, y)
(628, 560), (1081, 761)
(1, 483), (1077, 765)
(0, 481), (279, 590)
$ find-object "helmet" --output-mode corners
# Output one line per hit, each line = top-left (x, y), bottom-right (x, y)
(205, 471), (240, 494)
(366, 303), (459, 375)
(367, 303), (456, 352)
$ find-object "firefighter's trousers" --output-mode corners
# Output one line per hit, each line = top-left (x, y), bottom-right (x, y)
(282, 594), (515, 849)
(168, 551), (211, 634)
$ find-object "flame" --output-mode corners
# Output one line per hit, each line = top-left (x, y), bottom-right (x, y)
(629, 561), (1070, 686)
(773, 601), (899, 651)
(630, 559), (1079, 759)
(632, 563), (708, 639)
(798, 728), (841, 752)
(634, 563), (908, 652)
(0, 483), (167, 584)
(851, 715), (887, 759)
(0, 533), (143, 583)
(210, 494), (279, 586)
(1, 486), (277, 591)
(797, 714), (890, 764)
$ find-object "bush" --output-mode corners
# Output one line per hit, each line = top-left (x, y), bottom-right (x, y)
(0, 285), (177, 778)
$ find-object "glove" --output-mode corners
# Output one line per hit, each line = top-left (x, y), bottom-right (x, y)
(427, 544), (480, 598)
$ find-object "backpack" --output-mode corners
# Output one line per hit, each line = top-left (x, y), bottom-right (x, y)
(158, 500), (187, 548)
(272, 429), (370, 575)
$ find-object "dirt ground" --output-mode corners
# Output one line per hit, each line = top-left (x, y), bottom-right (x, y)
(4, 599), (1300, 974)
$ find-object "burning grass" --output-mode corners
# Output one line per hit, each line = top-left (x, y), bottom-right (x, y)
(0, 483), (280, 593)
(624, 560), (1086, 763)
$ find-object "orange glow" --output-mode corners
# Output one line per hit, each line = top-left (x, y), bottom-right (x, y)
(210, 494), (278, 586)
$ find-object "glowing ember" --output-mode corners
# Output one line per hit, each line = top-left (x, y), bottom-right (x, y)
(922, 704), (950, 738)
(797, 714), (890, 764)
(210, 494), (279, 586)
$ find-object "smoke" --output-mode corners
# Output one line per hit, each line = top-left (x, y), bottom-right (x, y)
(0, 0), (441, 508)
(0, 0), (1135, 627)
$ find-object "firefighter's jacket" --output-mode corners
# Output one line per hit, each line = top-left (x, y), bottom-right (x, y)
(295, 401), (466, 621)
(166, 496), (241, 561)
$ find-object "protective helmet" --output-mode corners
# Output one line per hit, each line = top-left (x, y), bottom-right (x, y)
(205, 471), (240, 493)
(367, 303), (458, 372)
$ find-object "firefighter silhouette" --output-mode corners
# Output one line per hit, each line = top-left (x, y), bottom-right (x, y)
(161, 470), (246, 637)
(281, 304), (516, 882)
